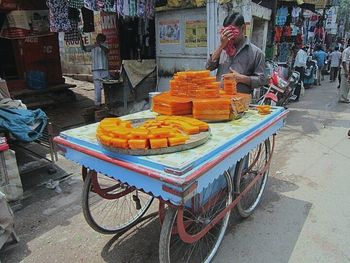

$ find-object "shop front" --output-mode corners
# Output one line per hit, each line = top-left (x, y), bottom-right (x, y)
(0, 1), (75, 107)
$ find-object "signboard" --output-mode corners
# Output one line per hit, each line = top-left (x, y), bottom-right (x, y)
(101, 12), (121, 70)
(325, 6), (338, 29)
(159, 20), (180, 44)
(185, 20), (207, 48)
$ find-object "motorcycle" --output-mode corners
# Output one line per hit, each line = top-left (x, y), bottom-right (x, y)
(256, 60), (300, 106)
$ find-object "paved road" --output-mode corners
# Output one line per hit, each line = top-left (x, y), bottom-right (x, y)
(2, 80), (350, 263)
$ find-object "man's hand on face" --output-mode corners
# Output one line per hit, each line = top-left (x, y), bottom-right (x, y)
(220, 28), (235, 49)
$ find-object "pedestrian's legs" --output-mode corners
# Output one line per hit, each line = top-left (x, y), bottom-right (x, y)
(334, 67), (339, 82)
(339, 74), (350, 102)
(294, 66), (304, 100)
(321, 65), (324, 81)
(330, 67), (335, 81)
(317, 67), (321, 85)
(92, 70), (103, 106)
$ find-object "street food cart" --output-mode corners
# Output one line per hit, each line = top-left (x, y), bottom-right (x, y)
(54, 105), (288, 263)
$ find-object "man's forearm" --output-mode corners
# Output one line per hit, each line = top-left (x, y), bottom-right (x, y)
(210, 45), (224, 63)
(237, 74), (251, 86)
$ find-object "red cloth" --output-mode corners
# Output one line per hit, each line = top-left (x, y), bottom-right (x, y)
(220, 25), (240, 56)
(274, 27), (283, 43)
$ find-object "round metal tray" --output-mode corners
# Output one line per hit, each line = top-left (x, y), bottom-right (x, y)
(98, 118), (211, 156)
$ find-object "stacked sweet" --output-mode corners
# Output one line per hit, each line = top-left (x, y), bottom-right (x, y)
(96, 116), (209, 150)
(169, 71), (220, 98)
(152, 70), (251, 121)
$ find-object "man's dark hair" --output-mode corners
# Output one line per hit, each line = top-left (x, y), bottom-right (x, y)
(96, 33), (107, 42)
(223, 12), (245, 27)
(335, 46), (339, 51)
(347, 38), (350, 47)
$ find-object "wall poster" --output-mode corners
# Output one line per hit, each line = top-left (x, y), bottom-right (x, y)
(159, 20), (180, 44)
(185, 20), (207, 48)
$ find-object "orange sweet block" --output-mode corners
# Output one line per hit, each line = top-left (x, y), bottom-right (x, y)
(164, 120), (200, 135)
(100, 117), (122, 126)
(128, 139), (149, 149)
(193, 114), (231, 121)
(130, 128), (149, 139)
(168, 135), (188, 146)
(149, 127), (171, 138)
(150, 138), (168, 149)
(192, 98), (231, 111)
(111, 138), (129, 149)
(193, 109), (230, 115)
(111, 127), (132, 139)
(173, 116), (209, 132)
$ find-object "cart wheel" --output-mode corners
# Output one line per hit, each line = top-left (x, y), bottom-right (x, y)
(235, 138), (271, 218)
(82, 170), (154, 234)
(159, 171), (232, 263)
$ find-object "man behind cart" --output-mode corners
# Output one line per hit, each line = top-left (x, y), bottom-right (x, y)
(80, 33), (110, 107)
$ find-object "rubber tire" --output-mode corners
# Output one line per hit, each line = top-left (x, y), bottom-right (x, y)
(82, 171), (153, 234)
(159, 172), (232, 263)
(235, 139), (270, 218)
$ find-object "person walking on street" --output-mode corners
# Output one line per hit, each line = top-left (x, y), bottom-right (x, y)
(329, 46), (342, 82)
(339, 39), (350, 103)
(293, 46), (308, 101)
(81, 33), (109, 107)
(313, 45), (327, 85)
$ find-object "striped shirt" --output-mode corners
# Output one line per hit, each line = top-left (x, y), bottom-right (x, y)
(85, 43), (109, 71)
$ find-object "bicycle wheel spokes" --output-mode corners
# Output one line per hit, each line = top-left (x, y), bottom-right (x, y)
(82, 171), (153, 234)
(160, 172), (232, 263)
(236, 139), (271, 217)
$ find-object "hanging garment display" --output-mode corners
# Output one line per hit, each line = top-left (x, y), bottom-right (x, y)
(81, 7), (95, 32)
(137, 0), (146, 17)
(129, 0), (136, 17)
(145, 0), (154, 19)
(274, 27), (283, 43)
(68, 0), (84, 9)
(278, 42), (290, 63)
(65, 8), (80, 41)
(84, 0), (97, 10)
(122, 0), (130, 16)
(276, 6), (288, 26)
(47, 0), (72, 32)
(64, 19), (80, 41)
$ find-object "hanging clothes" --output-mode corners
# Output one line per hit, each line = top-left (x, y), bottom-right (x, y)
(81, 7), (95, 32)
(65, 8), (80, 41)
(137, 0), (146, 17)
(123, 0), (130, 17)
(129, 0), (136, 17)
(64, 19), (80, 41)
(47, 0), (72, 32)
(68, 0), (84, 8)
(274, 27), (283, 43)
(84, 0), (97, 10)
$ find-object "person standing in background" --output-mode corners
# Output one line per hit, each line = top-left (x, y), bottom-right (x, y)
(81, 33), (109, 107)
(313, 45), (327, 85)
(339, 39), (350, 103)
(293, 46), (308, 101)
(329, 46), (342, 82)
